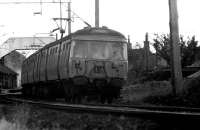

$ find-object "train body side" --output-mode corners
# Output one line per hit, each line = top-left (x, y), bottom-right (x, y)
(21, 37), (70, 84)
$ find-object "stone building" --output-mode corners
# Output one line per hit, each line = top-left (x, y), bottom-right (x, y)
(0, 50), (26, 87)
(0, 36), (55, 87)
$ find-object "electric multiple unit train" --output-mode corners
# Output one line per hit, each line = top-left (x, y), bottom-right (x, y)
(21, 27), (128, 103)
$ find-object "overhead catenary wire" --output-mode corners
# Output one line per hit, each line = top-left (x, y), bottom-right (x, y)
(0, 1), (70, 4)
(70, 10), (91, 27)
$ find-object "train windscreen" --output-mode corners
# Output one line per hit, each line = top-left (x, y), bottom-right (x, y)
(71, 40), (127, 60)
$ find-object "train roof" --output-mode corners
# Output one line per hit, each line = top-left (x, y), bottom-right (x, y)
(71, 27), (126, 38)
(40, 27), (125, 48)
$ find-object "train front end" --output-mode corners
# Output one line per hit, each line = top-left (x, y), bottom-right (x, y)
(68, 27), (128, 102)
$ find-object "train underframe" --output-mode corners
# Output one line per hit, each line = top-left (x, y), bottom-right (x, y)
(22, 78), (123, 103)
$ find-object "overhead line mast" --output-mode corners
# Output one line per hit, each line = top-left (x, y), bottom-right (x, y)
(95, 0), (99, 27)
(60, 0), (63, 35)
(68, 1), (71, 34)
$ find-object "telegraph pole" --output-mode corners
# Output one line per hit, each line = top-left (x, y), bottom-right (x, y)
(95, 0), (99, 27)
(168, 0), (183, 95)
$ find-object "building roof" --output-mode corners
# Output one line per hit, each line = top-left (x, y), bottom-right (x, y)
(1, 49), (37, 58)
(0, 37), (55, 57)
(0, 64), (17, 75)
(1, 49), (25, 58)
(3, 37), (55, 45)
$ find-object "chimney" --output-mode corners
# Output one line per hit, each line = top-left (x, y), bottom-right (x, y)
(127, 35), (132, 49)
(144, 32), (150, 71)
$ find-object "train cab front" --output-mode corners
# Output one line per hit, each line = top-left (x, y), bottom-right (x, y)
(68, 40), (128, 88)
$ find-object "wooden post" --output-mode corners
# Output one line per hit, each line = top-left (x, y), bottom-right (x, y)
(168, 0), (183, 95)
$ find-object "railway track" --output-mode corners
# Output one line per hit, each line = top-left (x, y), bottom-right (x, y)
(1, 94), (200, 120)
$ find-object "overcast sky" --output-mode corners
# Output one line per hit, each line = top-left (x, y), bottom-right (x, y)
(0, 0), (199, 47)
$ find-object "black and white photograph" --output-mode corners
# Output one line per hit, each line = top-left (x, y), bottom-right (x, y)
(0, 0), (200, 129)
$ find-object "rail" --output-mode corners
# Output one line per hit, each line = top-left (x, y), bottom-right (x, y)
(1, 96), (200, 120)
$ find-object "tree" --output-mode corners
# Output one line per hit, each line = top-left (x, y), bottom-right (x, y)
(153, 34), (198, 67)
